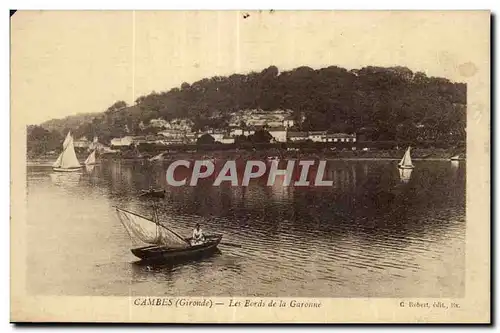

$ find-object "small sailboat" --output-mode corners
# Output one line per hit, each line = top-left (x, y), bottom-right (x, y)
(398, 146), (414, 169)
(52, 131), (82, 172)
(84, 150), (97, 166)
(115, 206), (222, 262)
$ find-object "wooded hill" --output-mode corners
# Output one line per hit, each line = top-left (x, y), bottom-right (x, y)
(30, 65), (466, 154)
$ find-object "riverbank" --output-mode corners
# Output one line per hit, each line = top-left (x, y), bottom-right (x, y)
(28, 147), (464, 165)
(133, 147), (462, 161)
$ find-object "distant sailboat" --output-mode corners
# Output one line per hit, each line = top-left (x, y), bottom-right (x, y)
(52, 131), (82, 172)
(450, 154), (464, 161)
(84, 150), (97, 166)
(398, 146), (414, 169)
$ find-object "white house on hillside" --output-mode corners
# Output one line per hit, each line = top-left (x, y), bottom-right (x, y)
(283, 116), (294, 128)
(207, 130), (225, 142)
(221, 136), (235, 144)
(287, 132), (309, 142)
(149, 118), (169, 128)
(74, 137), (91, 148)
(229, 127), (244, 137)
(322, 133), (357, 143)
(268, 127), (287, 142)
(110, 136), (134, 146)
(308, 131), (327, 142)
(158, 129), (185, 138)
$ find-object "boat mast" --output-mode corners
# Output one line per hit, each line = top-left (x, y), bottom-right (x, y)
(152, 202), (160, 243)
(151, 203), (190, 247)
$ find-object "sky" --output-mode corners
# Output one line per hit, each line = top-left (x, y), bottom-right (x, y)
(10, 10), (489, 125)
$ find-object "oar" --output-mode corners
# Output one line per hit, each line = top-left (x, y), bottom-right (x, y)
(219, 242), (242, 248)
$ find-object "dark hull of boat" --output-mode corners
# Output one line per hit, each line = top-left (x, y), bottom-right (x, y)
(52, 166), (82, 172)
(139, 190), (166, 198)
(131, 235), (222, 263)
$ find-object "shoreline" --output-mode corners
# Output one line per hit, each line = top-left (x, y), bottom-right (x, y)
(27, 145), (464, 165)
(27, 155), (464, 166)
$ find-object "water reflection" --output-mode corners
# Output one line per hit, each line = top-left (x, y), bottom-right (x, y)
(398, 168), (413, 183)
(49, 172), (82, 187)
(85, 164), (95, 173)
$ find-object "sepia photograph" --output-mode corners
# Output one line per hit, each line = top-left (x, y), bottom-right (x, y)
(10, 10), (490, 323)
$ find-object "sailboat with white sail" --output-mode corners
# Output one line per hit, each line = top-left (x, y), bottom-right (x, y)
(52, 131), (82, 172)
(398, 146), (414, 169)
(115, 206), (222, 262)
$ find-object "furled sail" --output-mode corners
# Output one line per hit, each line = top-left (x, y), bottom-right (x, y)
(84, 150), (96, 165)
(53, 134), (81, 169)
(115, 207), (189, 249)
(398, 147), (413, 168)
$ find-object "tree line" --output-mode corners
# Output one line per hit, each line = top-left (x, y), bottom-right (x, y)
(29, 65), (466, 155)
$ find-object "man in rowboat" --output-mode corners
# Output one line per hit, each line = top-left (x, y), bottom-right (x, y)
(191, 223), (206, 246)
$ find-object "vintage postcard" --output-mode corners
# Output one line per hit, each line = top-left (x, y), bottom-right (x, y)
(10, 10), (490, 323)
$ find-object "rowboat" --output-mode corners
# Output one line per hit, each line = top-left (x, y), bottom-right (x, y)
(131, 234), (223, 262)
(115, 206), (223, 263)
(139, 188), (166, 198)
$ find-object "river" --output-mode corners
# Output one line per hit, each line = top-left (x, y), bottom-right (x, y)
(26, 159), (465, 297)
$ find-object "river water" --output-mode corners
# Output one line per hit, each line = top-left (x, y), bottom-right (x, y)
(26, 159), (465, 297)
